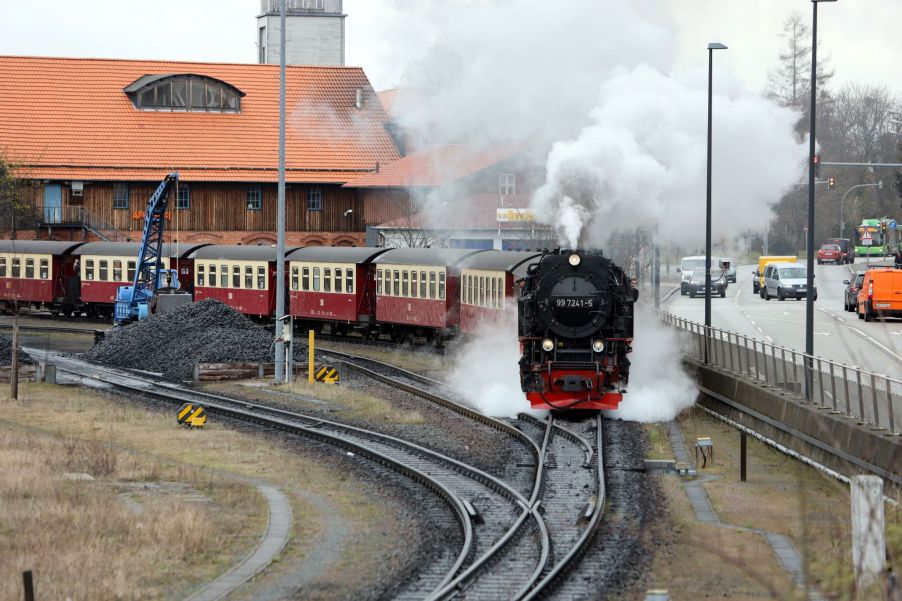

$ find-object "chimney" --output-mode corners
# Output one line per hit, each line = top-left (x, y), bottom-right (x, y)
(375, 161), (380, 173)
(355, 88), (363, 109)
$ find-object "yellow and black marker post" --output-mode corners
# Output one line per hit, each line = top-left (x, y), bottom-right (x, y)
(314, 365), (339, 384)
(177, 403), (207, 428)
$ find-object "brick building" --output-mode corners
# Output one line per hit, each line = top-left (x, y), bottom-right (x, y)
(0, 55), (401, 246)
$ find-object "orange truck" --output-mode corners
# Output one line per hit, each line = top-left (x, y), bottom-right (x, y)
(856, 268), (902, 321)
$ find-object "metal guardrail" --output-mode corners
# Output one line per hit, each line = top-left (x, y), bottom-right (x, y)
(35, 206), (124, 242)
(661, 312), (902, 435)
(260, 0), (342, 14)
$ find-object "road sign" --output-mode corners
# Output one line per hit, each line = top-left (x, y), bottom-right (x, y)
(314, 365), (339, 384)
(861, 230), (873, 246)
(178, 403), (207, 428)
(890, 220), (897, 230)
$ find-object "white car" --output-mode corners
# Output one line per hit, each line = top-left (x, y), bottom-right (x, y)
(762, 262), (818, 301)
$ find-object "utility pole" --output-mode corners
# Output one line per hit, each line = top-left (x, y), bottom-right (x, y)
(274, 0), (287, 383)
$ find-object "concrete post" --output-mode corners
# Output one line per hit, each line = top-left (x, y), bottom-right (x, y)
(44, 364), (56, 385)
(851, 475), (885, 589)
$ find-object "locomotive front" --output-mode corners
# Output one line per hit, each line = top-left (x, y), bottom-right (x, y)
(517, 250), (634, 410)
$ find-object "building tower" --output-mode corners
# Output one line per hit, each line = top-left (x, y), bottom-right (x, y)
(257, 0), (346, 66)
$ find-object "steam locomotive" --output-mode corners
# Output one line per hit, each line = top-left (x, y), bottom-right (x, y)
(518, 249), (634, 411)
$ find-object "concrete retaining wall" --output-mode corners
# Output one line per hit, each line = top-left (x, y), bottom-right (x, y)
(687, 359), (902, 489)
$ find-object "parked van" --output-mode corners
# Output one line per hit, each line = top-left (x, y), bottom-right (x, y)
(752, 255), (797, 294)
(856, 268), (902, 321)
(762, 262), (817, 301)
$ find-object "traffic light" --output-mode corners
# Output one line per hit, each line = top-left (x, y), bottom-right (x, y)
(828, 176), (836, 189)
(813, 153), (821, 178)
(882, 221), (888, 233)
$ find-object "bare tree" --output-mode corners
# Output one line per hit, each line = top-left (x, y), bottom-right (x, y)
(830, 84), (899, 163)
(0, 153), (38, 237)
(385, 195), (443, 248)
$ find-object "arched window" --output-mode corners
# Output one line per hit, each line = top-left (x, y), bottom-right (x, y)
(124, 75), (244, 113)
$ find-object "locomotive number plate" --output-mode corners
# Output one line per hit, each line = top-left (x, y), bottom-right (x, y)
(553, 296), (597, 309)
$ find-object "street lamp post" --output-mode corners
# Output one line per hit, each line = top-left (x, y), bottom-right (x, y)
(705, 42), (727, 364)
(806, 0), (836, 400)
(840, 182), (882, 239)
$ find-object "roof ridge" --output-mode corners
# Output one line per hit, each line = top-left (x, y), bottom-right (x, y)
(0, 54), (365, 71)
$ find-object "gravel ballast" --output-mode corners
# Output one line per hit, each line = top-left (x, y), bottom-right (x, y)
(84, 299), (300, 380)
(0, 335), (33, 365)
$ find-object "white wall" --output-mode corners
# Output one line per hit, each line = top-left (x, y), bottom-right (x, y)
(258, 14), (345, 66)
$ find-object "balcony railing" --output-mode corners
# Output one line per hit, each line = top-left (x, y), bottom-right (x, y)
(35, 206), (125, 242)
(661, 311), (901, 435)
(260, 0), (342, 15)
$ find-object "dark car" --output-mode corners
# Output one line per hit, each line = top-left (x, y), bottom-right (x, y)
(826, 238), (854, 264)
(843, 271), (865, 312)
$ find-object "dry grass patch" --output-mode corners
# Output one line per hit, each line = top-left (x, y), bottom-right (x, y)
(2, 382), (424, 600)
(0, 420), (261, 600)
(640, 474), (799, 600)
(677, 406), (900, 600)
(318, 340), (451, 378)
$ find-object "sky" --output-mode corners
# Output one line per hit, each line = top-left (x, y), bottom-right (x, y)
(0, 0), (899, 98)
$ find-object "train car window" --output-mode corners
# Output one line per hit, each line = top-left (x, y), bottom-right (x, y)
(313, 267), (321, 291)
(439, 272), (446, 301)
(0, 258), (6, 277)
(113, 260), (122, 282)
(429, 272), (436, 299)
(127, 261), (136, 283)
(220, 265), (228, 287)
(420, 271), (427, 298)
(393, 270), (400, 296)
(346, 268), (353, 293)
(334, 268), (341, 294)
(412, 271), (418, 298)
(460, 275), (466, 305)
(197, 264), (205, 286)
(40, 259), (49, 280)
(209, 264), (217, 287)
(257, 266), (265, 290)
(498, 277), (504, 308)
(85, 259), (94, 280)
(324, 268), (332, 292)
(491, 277), (497, 308)
(302, 267), (310, 291)
(477, 276), (483, 306)
(291, 267), (299, 291)
(25, 259), (34, 279)
(11, 258), (20, 278)
(245, 266), (253, 289)
(99, 260), (109, 281)
(232, 265), (241, 288)
(376, 269), (382, 295)
(402, 271), (409, 297)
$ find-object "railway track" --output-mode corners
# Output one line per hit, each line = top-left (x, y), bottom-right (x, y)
(316, 348), (610, 599)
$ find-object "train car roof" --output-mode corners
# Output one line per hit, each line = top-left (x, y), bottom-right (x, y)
(73, 242), (208, 258)
(0, 240), (85, 255)
(460, 250), (542, 272)
(373, 248), (486, 267)
(286, 247), (390, 264)
(189, 245), (293, 261)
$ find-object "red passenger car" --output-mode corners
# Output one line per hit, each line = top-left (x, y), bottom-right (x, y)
(191, 245), (291, 318)
(75, 242), (202, 318)
(372, 248), (485, 344)
(287, 247), (389, 335)
(459, 250), (540, 336)
(0, 241), (84, 314)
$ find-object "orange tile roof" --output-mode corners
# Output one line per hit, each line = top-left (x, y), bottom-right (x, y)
(343, 143), (523, 188)
(0, 55), (400, 183)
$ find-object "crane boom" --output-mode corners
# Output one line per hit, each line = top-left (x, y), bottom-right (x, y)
(114, 172), (182, 323)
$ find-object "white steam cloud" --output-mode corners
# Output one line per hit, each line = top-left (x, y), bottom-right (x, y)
(532, 64), (808, 248)
(448, 311), (544, 419)
(604, 303), (697, 422)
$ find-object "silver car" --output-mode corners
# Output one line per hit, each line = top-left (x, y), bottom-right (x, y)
(762, 262), (817, 301)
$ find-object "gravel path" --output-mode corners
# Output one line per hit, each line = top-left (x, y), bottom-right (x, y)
(0, 334), (33, 365)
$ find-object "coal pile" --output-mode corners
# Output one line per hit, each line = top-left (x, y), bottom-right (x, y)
(85, 299), (302, 380)
(0, 335), (33, 366)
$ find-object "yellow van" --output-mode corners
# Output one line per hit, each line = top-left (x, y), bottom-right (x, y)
(752, 255), (797, 295)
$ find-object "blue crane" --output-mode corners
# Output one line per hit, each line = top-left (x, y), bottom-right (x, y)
(114, 172), (187, 323)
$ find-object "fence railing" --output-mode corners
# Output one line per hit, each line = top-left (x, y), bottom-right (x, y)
(35, 206), (124, 242)
(260, 0), (342, 14)
(661, 312), (902, 435)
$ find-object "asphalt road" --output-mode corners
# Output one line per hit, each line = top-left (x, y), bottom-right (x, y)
(662, 260), (902, 379)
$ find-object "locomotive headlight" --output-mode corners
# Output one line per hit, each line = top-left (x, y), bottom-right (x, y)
(542, 338), (554, 352)
(592, 339), (605, 353)
(568, 253), (581, 267)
